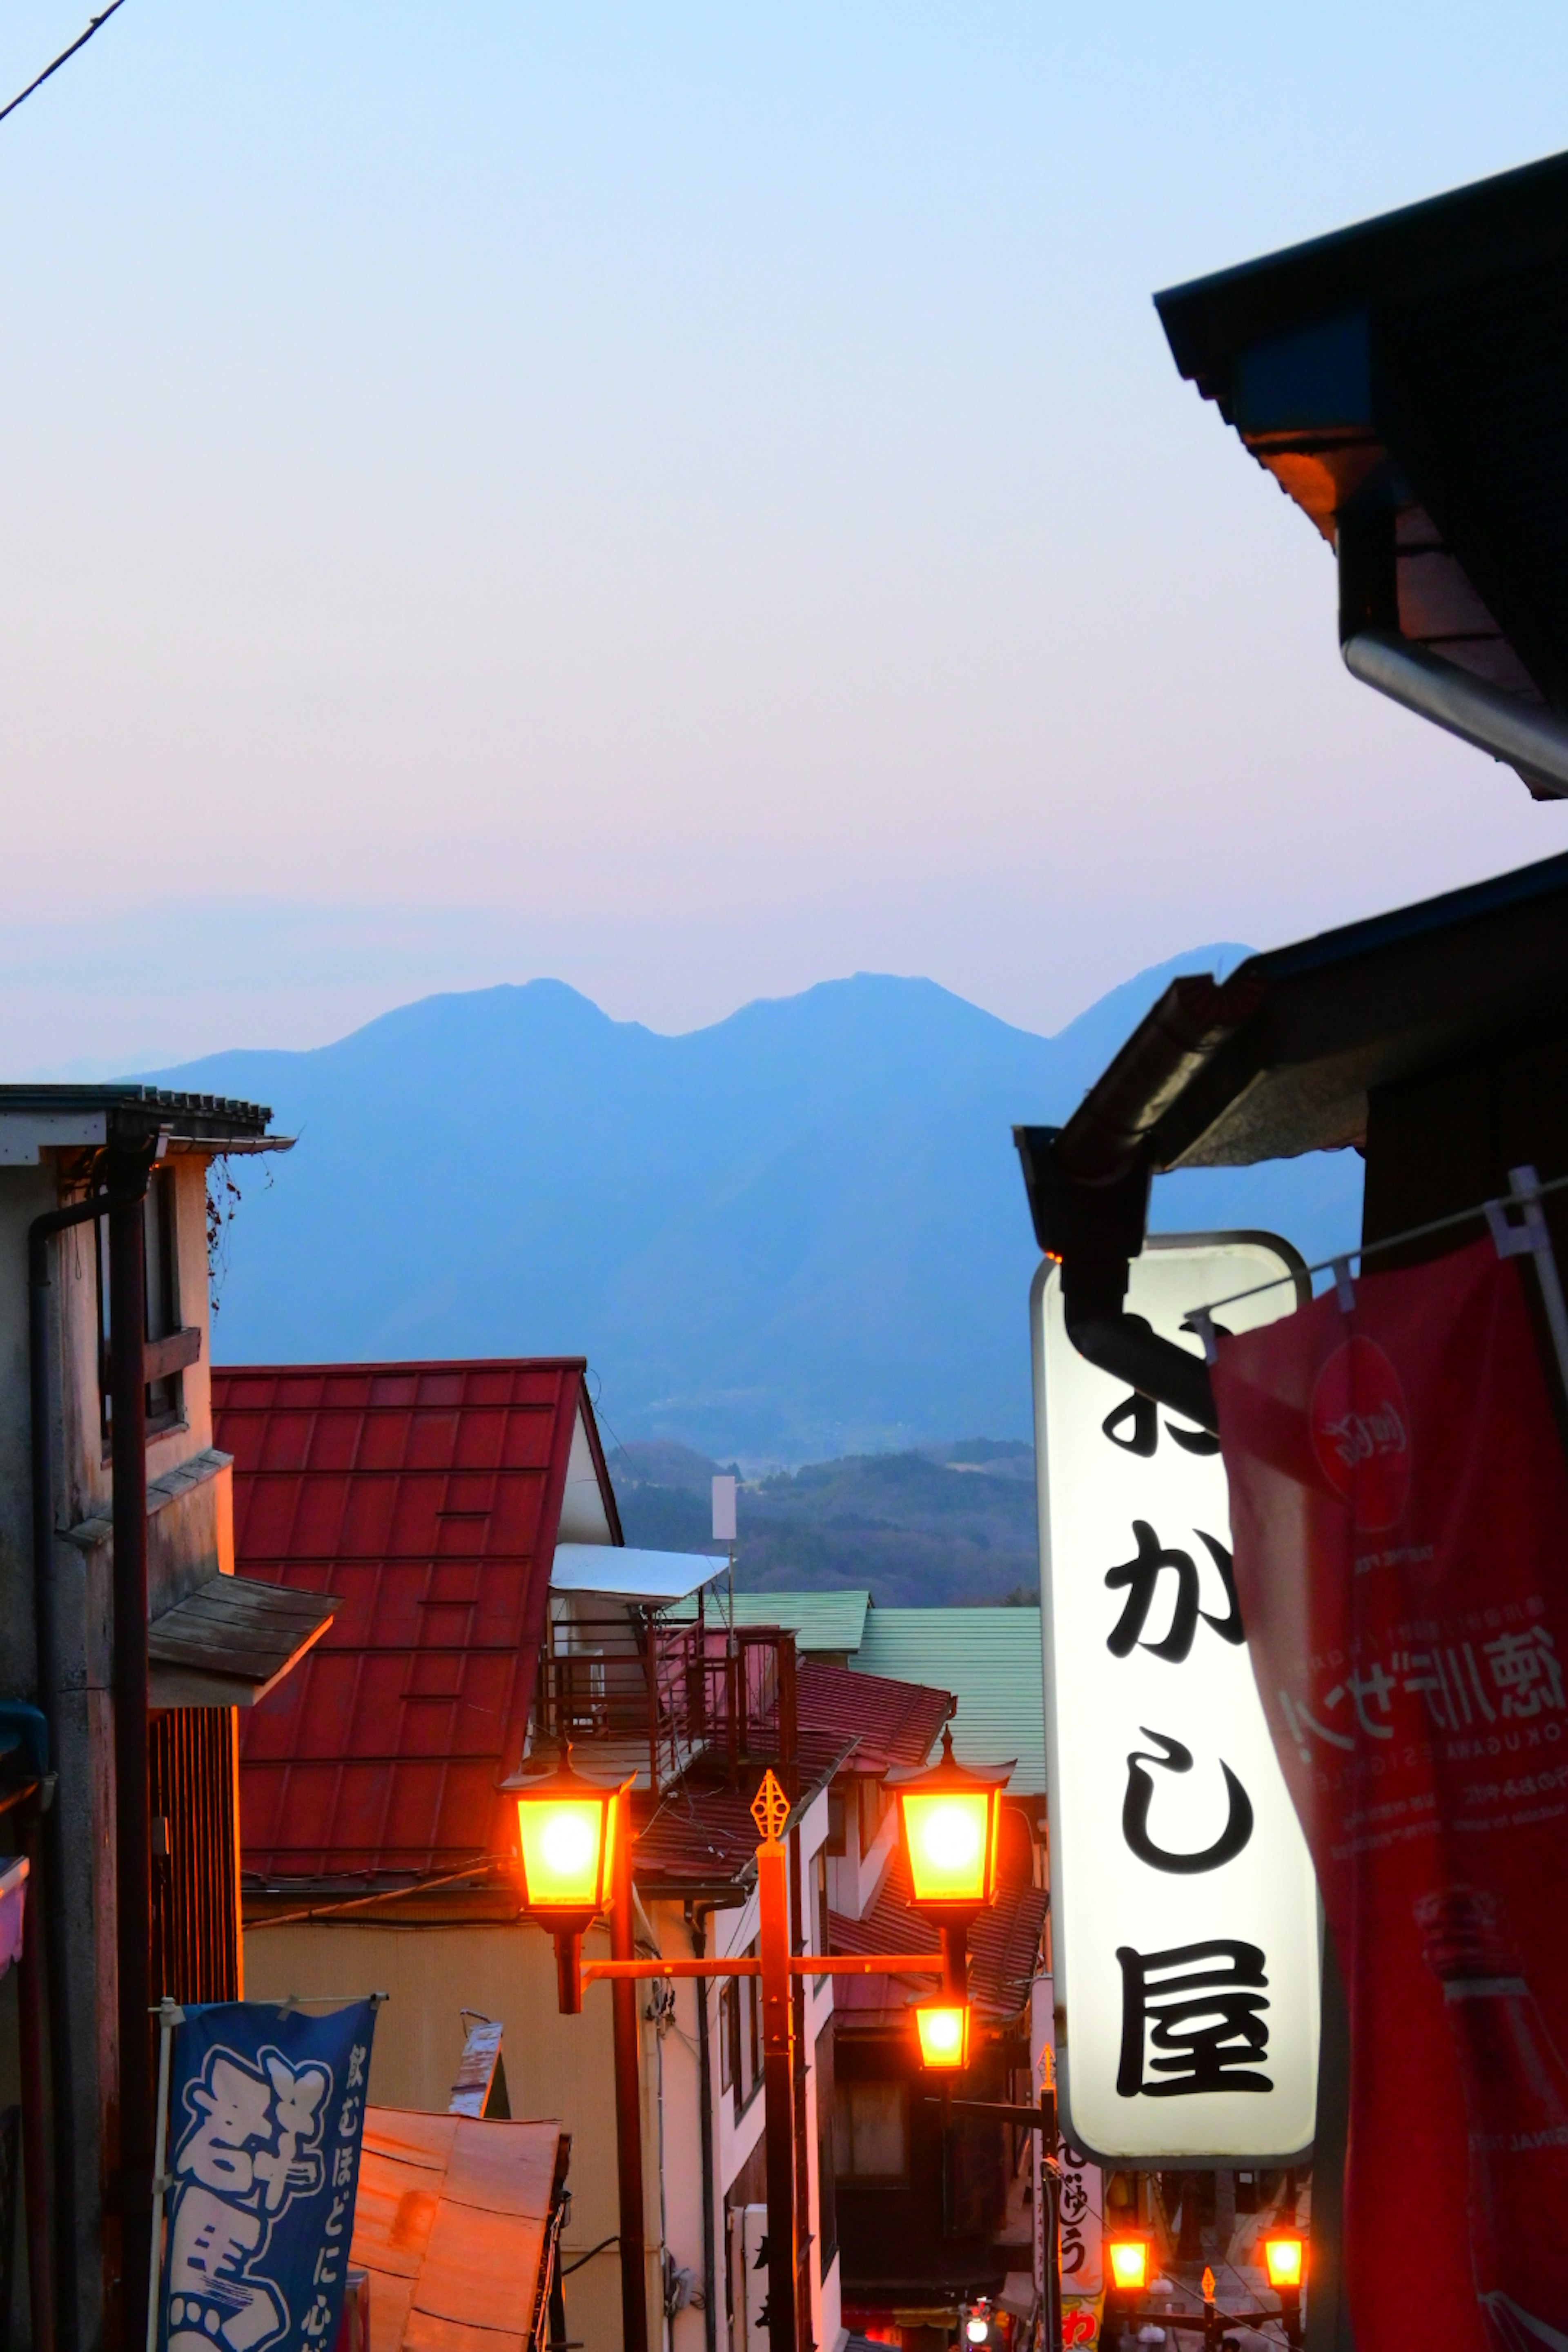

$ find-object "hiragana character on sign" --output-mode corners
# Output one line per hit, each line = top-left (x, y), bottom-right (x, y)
(1115, 1940), (1273, 2098)
(1105, 1523), (1243, 1663)
(1486, 1626), (1565, 1718)
(1121, 1730), (1254, 1875)
(301, 2293), (336, 2342)
(1325, 1663), (1395, 1740)
(331, 2144), (355, 2190)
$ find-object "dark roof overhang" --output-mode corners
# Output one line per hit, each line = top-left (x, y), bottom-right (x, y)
(1015, 849), (1568, 1432)
(1155, 148), (1568, 782)
(0, 1082), (288, 1157)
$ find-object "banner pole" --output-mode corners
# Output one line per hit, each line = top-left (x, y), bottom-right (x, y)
(145, 2000), (182, 2352)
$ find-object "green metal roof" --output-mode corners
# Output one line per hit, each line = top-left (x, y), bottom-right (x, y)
(852, 1608), (1047, 1795)
(673, 1589), (874, 1657)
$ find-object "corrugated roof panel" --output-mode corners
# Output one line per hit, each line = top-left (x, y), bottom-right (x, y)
(220, 1358), (599, 1886)
(670, 1590), (873, 1656)
(853, 1607), (1046, 1795)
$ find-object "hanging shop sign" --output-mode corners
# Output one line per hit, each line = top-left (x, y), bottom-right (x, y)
(1214, 1229), (1568, 2351)
(1032, 1237), (1320, 2163)
(155, 1997), (380, 2352)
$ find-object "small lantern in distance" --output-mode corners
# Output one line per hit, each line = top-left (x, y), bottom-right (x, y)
(510, 1744), (626, 2013)
(1105, 2235), (1150, 2296)
(913, 1994), (971, 2072)
(1263, 2228), (1306, 2346)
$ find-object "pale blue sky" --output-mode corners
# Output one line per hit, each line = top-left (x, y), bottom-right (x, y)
(4, 2), (1568, 1067)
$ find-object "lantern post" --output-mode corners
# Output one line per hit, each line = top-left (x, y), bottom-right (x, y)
(514, 1741), (1017, 2352)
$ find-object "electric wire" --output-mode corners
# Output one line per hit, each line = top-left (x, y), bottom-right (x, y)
(0, 0), (129, 131)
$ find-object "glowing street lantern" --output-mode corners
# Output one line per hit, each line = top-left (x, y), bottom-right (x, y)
(964, 2310), (990, 2345)
(1106, 2237), (1149, 2295)
(913, 1996), (971, 2071)
(509, 1745), (627, 2012)
(1263, 2232), (1305, 2292)
(893, 1730), (1009, 1915)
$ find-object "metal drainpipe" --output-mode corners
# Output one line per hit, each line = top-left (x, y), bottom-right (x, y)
(685, 1904), (717, 2352)
(108, 1137), (157, 2344)
(29, 1182), (145, 2352)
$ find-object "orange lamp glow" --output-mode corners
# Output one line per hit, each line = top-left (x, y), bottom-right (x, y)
(893, 1729), (1012, 1916)
(1263, 2232), (1305, 2292)
(913, 1996), (971, 2071)
(1106, 2238), (1149, 2295)
(511, 1746), (622, 1917)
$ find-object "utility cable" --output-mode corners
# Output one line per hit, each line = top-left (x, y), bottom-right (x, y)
(0, 1), (130, 132)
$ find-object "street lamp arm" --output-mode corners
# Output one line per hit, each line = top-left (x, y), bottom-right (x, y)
(579, 1951), (946, 1985)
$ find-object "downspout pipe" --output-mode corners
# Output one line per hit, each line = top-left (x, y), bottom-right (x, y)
(684, 1904), (717, 2352)
(107, 1131), (159, 2346)
(29, 1179), (148, 2352)
(1012, 1127), (1219, 1436)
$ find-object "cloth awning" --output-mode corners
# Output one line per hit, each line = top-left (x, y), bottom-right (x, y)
(550, 1541), (726, 1606)
(349, 2107), (568, 2352)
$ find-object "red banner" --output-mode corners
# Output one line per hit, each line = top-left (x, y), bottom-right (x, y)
(1212, 1238), (1568, 2350)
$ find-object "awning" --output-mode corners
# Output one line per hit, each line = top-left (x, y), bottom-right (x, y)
(550, 1541), (726, 1606)
(147, 1573), (338, 1708)
(349, 2107), (568, 2352)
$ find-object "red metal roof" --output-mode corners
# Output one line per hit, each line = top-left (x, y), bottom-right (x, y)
(633, 1662), (953, 1898)
(830, 1846), (1047, 2022)
(216, 1360), (611, 1888)
(795, 1660), (951, 1775)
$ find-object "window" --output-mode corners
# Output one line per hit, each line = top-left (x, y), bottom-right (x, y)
(726, 1940), (762, 2115)
(825, 1790), (847, 1857)
(814, 1849), (830, 1986)
(856, 1777), (887, 1857)
(814, 2020), (838, 2266)
(97, 1169), (188, 1449)
(832, 2079), (909, 2182)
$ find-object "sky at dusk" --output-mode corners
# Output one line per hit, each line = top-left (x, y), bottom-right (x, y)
(4, 2), (1568, 1070)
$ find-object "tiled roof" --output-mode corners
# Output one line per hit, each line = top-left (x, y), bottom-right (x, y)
(633, 1727), (855, 1898)
(829, 1847), (1047, 2022)
(795, 1660), (950, 1775)
(633, 1662), (951, 1896)
(853, 1608), (1046, 1795)
(219, 1360), (603, 1888)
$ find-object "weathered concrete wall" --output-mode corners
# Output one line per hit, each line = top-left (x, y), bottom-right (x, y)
(243, 1918), (657, 2352)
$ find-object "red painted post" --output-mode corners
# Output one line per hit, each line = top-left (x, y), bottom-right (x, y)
(753, 1773), (797, 2352)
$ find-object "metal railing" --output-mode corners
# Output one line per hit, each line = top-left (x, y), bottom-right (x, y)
(538, 1610), (798, 1798)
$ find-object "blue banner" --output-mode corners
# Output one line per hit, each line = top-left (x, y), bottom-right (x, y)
(157, 1999), (379, 2352)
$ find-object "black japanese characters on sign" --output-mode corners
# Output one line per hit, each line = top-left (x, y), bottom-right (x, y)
(1115, 1941), (1274, 2099)
(1121, 1731), (1254, 1875)
(1105, 1521), (1244, 1662)
(1101, 1392), (1221, 1460)
(1099, 1388), (1273, 2097)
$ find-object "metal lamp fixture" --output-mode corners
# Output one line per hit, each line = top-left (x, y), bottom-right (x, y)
(891, 1726), (1012, 2009)
(510, 1744), (628, 2013)
(913, 1996), (971, 2072)
(1105, 2236), (1150, 2295)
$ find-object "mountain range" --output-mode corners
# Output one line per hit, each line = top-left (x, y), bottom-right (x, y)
(155, 949), (1363, 1459)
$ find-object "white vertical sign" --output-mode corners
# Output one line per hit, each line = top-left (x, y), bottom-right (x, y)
(1032, 1237), (1320, 2162)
